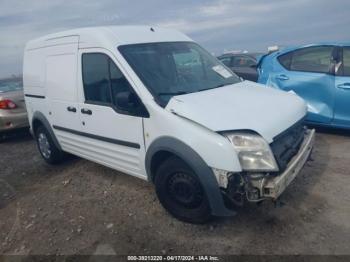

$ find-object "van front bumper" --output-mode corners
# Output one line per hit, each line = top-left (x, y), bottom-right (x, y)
(251, 129), (315, 200)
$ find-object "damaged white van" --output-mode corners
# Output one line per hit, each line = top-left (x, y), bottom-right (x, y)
(23, 26), (315, 223)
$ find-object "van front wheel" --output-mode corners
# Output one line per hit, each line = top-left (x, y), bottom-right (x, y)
(155, 156), (212, 224)
(35, 126), (64, 164)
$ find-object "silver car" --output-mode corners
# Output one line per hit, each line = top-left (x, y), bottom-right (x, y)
(0, 78), (29, 138)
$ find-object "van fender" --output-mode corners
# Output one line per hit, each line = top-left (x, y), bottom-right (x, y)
(145, 136), (235, 217)
(32, 111), (62, 151)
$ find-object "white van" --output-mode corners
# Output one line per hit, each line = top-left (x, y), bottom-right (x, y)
(23, 26), (315, 223)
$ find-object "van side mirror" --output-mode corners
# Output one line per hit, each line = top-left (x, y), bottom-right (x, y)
(115, 91), (139, 110)
(114, 91), (149, 117)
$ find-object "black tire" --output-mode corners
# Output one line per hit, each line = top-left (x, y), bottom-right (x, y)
(155, 156), (212, 224)
(35, 125), (64, 164)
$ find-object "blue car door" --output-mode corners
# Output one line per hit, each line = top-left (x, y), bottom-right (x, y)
(334, 46), (350, 127)
(273, 46), (336, 124)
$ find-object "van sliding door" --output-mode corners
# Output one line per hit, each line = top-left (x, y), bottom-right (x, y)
(45, 38), (82, 148)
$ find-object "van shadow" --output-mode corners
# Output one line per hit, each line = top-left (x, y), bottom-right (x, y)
(0, 128), (32, 143)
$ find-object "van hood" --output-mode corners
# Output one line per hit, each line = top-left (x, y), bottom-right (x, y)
(165, 81), (306, 143)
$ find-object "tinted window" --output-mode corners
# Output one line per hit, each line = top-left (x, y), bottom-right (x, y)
(119, 42), (240, 106)
(343, 47), (350, 76)
(278, 52), (292, 69)
(290, 46), (333, 73)
(82, 53), (111, 103)
(109, 60), (135, 109)
(82, 53), (136, 111)
(218, 56), (232, 66)
(232, 56), (256, 67)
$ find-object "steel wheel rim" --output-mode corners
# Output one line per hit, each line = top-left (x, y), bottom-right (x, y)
(38, 133), (51, 159)
(167, 172), (204, 208)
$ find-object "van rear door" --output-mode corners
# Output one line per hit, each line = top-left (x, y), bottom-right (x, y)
(45, 36), (82, 145)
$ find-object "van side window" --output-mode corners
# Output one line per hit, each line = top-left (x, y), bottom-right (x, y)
(82, 53), (134, 106)
(109, 60), (135, 109)
(82, 53), (112, 104)
(82, 53), (147, 117)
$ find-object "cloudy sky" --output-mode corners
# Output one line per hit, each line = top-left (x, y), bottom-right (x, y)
(1, 0), (349, 78)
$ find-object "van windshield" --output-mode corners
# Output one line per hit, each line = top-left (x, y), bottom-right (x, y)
(118, 42), (241, 106)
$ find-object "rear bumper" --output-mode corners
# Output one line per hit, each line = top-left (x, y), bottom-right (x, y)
(0, 112), (29, 133)
(251, 129), (315, 200)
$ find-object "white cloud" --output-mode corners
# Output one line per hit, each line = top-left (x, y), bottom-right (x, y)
(157, 16), (244, 33)
(198, 0), (232, 16)
(0, 0), (349, 78)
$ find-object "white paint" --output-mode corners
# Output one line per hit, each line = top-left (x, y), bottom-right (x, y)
(23, 26), (307, 180)
(166, 81), (307, 143)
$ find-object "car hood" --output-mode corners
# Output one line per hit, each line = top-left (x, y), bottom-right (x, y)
(165, 81), (306, 143)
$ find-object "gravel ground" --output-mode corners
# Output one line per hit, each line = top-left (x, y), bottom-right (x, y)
(0, 129), (349, 255)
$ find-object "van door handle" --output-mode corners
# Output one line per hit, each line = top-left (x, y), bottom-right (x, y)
(276, 74), (289, 81)
(81, 108), (92, 115)
(67, 106), (77, 112)
(337, 83), (350, 90)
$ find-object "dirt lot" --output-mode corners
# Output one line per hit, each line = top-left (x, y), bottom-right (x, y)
(0, 129), (349, 256)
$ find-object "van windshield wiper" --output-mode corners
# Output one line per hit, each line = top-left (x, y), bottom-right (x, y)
(158, 91), (189, 96)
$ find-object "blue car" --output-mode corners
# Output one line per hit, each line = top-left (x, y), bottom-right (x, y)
(258, 43), (350, 129)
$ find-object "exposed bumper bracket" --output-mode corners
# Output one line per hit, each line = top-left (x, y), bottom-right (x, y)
(251, 129), (315, 200)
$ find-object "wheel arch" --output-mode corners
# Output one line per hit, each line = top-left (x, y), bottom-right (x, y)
(31, 111), (62, 151)
(145, 136), (235, 217)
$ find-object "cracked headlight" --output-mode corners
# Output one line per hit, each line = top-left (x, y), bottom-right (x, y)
(224, 132), (279, 172)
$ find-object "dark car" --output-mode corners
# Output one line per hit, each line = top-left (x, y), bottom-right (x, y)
(217, 52), (263, 82)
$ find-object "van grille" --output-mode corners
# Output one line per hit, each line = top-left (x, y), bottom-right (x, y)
(270, 119), (305, 173)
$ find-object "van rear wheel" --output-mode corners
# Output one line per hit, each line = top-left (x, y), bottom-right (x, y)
(155, 156), (212, 224)
(35, 126), (64, 164)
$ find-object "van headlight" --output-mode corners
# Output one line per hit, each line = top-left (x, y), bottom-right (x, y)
(224, 132), (279, 172)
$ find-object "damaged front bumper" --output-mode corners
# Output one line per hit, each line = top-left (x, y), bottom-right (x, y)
(250, 128), (315, 200)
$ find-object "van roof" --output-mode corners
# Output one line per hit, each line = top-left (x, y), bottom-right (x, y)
(25, 26), (192, 50)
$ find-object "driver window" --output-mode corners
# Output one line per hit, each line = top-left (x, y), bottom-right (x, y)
(82, 53), (138, 113)
(82, 53), (111, 104)
(109, 60), (134, 109)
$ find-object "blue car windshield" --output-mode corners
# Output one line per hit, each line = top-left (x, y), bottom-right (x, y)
(119, 42), (240, 106)
(0, 79), (23, 93)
